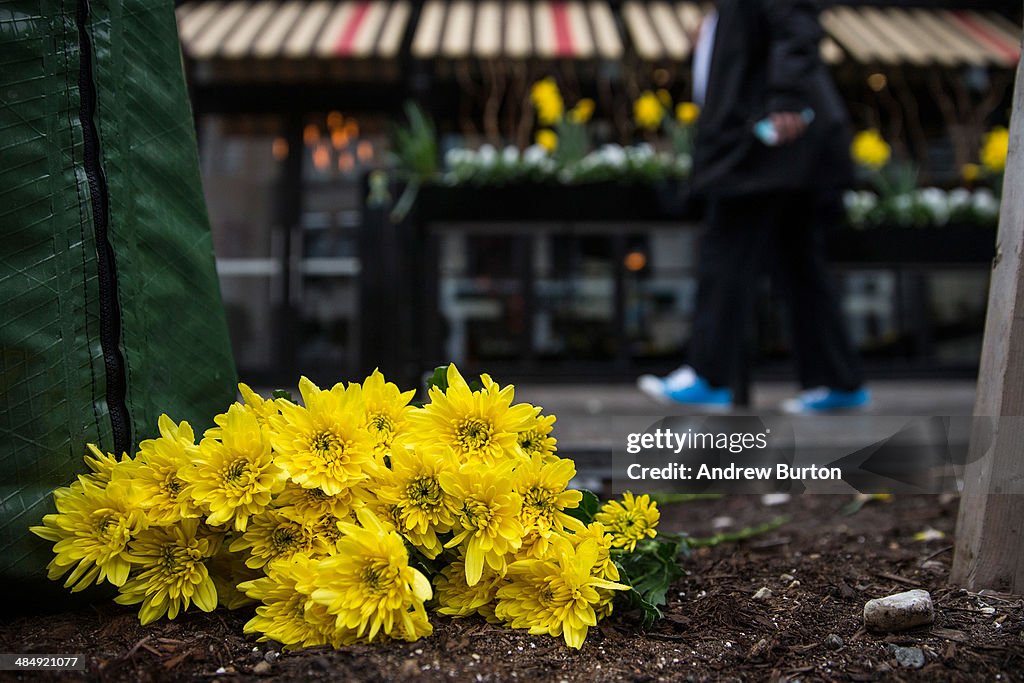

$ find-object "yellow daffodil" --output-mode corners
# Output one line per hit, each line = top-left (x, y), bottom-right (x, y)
(851, 129), (891, 169)
(594, 492), (659, 552)
(407, 364), (535, 466)
(114, 519), (217, 625)
(536, 129), (558, 153)
(530, 77), (564, 125)
(311, 508), (433, 642)
(676, 101), (700, 126)
(269, 376), (376, 496)
(31, 478), (147, 591)
(495, 538), (628, 649)
(633, 91), (665, 131)
(568, 98), (595, 124)
(183, 403), (284, 532)
(961, 163), (981, 184)
(981, 126), (1009, 173)
(440, 460), (524, 585)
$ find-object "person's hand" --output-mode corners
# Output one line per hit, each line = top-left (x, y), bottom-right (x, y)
(769, 111), (808, 144)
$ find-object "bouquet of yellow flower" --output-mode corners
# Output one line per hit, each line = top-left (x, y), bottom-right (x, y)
(31, 365), (684, 650)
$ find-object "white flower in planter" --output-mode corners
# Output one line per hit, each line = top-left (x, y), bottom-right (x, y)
(972, 188), (999, 220)
(917, 187), (950, 226)
(502, 146), (520, 165)
(523, 145), (548, 165)
(478, 144), (497, 167)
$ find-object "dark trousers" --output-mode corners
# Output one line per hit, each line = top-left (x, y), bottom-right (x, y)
(689, 191), (864, 391)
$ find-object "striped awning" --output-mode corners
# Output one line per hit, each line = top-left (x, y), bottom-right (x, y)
(176, 0), (411, 61)
(623, 2), (1021, 68)
(821, 6), (1020, 67)
(410, 0), (623, 60)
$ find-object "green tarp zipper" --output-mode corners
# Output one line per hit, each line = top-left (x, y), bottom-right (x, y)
(76, 0), (132, 455)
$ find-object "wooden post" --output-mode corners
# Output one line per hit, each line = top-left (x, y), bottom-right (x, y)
(951, 54), (1024, 594)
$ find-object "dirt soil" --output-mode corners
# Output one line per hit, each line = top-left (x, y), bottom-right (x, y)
(2, 494), (1022, 682)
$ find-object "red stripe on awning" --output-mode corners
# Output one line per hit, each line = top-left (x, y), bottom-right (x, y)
(950, 11), (1020, 64)
(335, 1), (373, 56)
(551, 2), (575, 57)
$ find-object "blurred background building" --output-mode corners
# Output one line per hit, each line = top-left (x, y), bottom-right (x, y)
(174, 0), (1021, 386)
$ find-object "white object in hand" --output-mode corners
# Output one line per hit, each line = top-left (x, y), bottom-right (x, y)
(754, 108), (815, 146)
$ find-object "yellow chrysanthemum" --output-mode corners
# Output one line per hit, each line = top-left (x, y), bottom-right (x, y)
(495, 538), (628, 649)
(851, 129), (891, 169)
(633, 91), (664, 131)
(377, 446), (458, 559)
(204, 384), (281, 441)
(536, 129), (558, 153)
(311, 509), (433, 643)
(515, 454), (584, 559)
(568, 98), (595, 124)
(353, 369), (416, 461)
(675, 101), (700, 126)
(113, 519), (217, 625)
(115, 414), (199, 526)
(981, 126), (1009, 173)
(229, 509), (328, 568)
(594, 492), (659, 552)
(269, 376), (376, 495)
(240, 554), (355, 650)
(81, 444), (133, 487)
(182, 403), (285, 532)
(208, 537), (262, 609)
(275, 482), (365, 524)
(516, 412), (557, 461)
(440, 460), (524, 585)
(568, 522), (620, 618)
(408, 364), (535, 466)
(30, 478), (147, 591)
(434, 556), (505, 622)
(530, 77), (564, 125)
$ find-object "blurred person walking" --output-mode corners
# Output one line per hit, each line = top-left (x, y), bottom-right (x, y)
(638, 0), (869, 413)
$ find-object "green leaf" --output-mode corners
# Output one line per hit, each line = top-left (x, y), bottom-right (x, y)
(614, 534), (686, 627)
(425, 366), (449, 393)
(271, 389), (293, 401)
(567, 489), (600, 525)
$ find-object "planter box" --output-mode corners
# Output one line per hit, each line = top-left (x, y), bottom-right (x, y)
(827, 225), (996, 265)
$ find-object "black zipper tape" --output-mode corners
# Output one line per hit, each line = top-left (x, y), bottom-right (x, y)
(76, 0), (131, 455)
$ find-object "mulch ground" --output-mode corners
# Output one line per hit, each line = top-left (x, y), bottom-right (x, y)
(2, 494), (1022, 682)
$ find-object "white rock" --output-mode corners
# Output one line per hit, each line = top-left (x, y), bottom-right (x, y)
(753, 587), (773, 601)
(864, 589), (934, 632)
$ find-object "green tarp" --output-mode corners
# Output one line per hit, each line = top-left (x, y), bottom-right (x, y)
(0, 0), (236, 598)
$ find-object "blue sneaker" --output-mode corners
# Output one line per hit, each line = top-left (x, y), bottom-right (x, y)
(781, 387), (871, 414)
(637, 366), (732, 410)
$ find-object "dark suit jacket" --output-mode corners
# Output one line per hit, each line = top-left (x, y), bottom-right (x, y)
(691, 0), (853, 199)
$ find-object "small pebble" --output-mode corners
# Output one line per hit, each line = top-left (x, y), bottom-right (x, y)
(753, 587), (773, 601)
(215, 667), (227, 675)
(920, 560), (945, 574)
(780, 573), (795, 582)
(264, 650), (280, 663)
(864, 589), (934, 632)
(252, 661), (271, 675)
(890, 645), (926, 669)
(825, 634), (844, 650)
